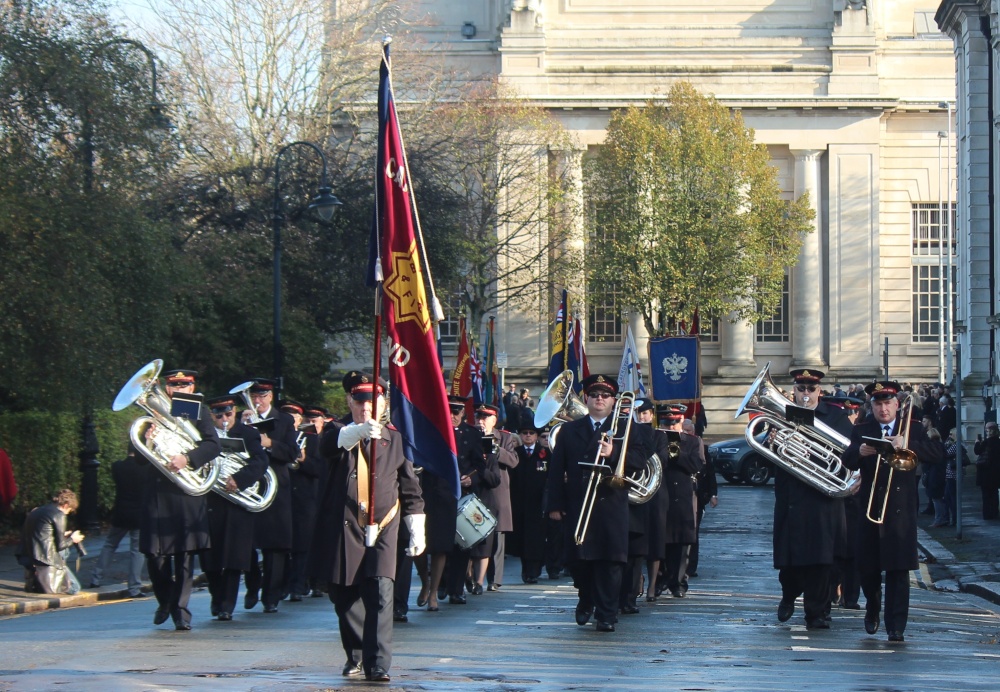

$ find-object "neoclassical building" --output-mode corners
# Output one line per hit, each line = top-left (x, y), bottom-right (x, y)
(359, 1), (961, 435)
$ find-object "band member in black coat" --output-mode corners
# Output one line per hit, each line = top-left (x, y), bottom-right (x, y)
(686, 418), (717, 579)
(620, 398), (656, 614)
(510, 421), (553, 583)
(634, 399), (671, 602)
(201, 395), (270, 621)
(657, 403), (704, 599)
(314, 374), (425, 683)
(545, 374), (652, 632)
(478, 403), (519, 591)
(772, 369), (852, 629)
(242, 378), (297, 613)
(140, 369), (221, 631)
(842, 380), (942, 643)
(285, 402), (322, 602)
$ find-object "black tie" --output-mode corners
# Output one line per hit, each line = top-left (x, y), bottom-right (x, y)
(595, 420), (602, 432)
(883, 425), (891, 438)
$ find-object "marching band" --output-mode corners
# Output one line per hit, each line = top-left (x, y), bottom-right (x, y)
(105, 356), (936, 682)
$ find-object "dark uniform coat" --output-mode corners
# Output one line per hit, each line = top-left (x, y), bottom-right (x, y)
(313, 424), (424, 584)
(479, 429), (519, 533)
(290, 433), (322, 552)
(459, 428), (502, 559)
(252, 408), (297, 551)
(663, 433), (704, 545)
(202, 421), (269, 572)
(643, 426), (673, 560)
(772, 401), (852, 568)
(423, 421), (479, 554)
(110, 455), (150, 530)
(139, 410), (221, 556)
(509, 442), (551, 561)
(544, 415), (651, 563)
(843, 412), (942, 571)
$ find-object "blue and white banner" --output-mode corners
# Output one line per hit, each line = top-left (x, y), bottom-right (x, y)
(648, 336), (700, 402)
(617, 324), (647, 397)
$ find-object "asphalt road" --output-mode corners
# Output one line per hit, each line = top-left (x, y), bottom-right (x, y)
(2, 485), (1000, 691)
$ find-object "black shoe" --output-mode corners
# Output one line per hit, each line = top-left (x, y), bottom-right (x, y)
(465, 577), (475, 592)
(471, 583), (484, 596)
(342, 661), (364, 678)
(210, 603), (220, 617)
(777, 600), (794, 622)
(487, 583), (500, 592)
(289, 593), (302, 602)
(523, 577), (538, 584)
(153, 608), (169, 625)
(174, 620), (191, 631)
(438, 586), (448, 600)
(806, 617), (830, 630)
(309, 589), (325, 598)
(244, 592), (259, 610)
(217, 612), (232, 621)
(263, 604), (278, 613)
(620, 605), (640, 615)
(575, 606), (593, 626)
(887, 631), (905, 642)
(449, 595), (467, 605)
(367, 666), (391, 682)
(547, 571), (562, 579)
(595, 620), (615, 632)
(669, 588), (685, 598)
(864, 613), (880, 635)
(843, 601), (861, 610)
(393, 610), (408, 623)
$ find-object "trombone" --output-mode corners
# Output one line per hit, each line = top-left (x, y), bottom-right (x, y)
(573, 391), (636, 545)
(866, 394), (918, 524)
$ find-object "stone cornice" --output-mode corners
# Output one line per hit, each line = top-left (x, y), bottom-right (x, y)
(935, 0), (990, 37)
(507, 94), (903, 111)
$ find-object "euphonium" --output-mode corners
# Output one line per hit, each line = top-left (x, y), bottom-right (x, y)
(230, 381), (262, 424)
(113, 360), (221, 496)
(734, 362), (860, 498)
(216, 420), (278, 513)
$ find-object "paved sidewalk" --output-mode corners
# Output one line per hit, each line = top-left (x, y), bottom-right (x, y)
(3, 468), (1000, 616)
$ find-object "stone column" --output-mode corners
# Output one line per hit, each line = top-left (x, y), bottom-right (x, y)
(717, 310), (759, 377)
(790, 149), (826, 369)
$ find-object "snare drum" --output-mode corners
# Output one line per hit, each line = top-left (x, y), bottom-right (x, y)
(455, 494), (497, 549)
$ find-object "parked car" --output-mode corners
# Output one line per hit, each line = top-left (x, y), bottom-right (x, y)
(707, 431), (774, 486)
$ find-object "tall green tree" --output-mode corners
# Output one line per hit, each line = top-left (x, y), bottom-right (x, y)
(585, 82), (813, 336)
(0, 0), (177, 412)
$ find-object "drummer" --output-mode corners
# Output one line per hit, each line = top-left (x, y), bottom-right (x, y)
(444, 412), (501, 603)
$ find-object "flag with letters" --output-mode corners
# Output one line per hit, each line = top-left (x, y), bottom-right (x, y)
(618, 323), (647, 397)
(367, 41), (459, 497)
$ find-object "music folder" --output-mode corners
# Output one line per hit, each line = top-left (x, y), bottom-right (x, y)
(664, 430), (680, 442)
(784, 404), (815, 428)
(170, 393), (203, 421)
(219, 437), (247, 455)
(862, 436), (896, 457)
(250, 417), (276, 435)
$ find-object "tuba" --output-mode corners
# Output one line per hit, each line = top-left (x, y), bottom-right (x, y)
(734, 362), (860, 498)
(113, 360), (221, 496)
(535, 371), (660, 505)
(215, 421), (278, 512)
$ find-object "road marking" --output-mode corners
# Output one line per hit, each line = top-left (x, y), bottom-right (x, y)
(790, 646), (894, 654)
(476, 620), (574, 627)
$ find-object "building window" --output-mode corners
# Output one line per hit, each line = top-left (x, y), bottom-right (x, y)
(911, 203), (957, 344)
(587, 287), (623, 343)
(699, 317), (720, 343)
(438, 294), (463, 346)
(756, 273), (790, 342)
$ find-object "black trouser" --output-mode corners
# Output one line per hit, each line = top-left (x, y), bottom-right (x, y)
(147, 552), (195, 625)
(545, 518), (565, 577)
(446, 547), (470, 597)
(206, 568), (241, 615)
(287, 550), (311, 597)
(980, 480), (1000, 520)
(245, 548), (289, 608)
(329, 577), (394, 674)
(570, 559), (623, 624)
(486, 532), (506, 586)
(832, 555), (861, 607)
(861, 568), (911, 634)
(689, 506), (706, 575)
(778, 564), (832, 621)
(619, 556), (644, 609)
(394, 520), (413, 615)
(663, 543), (691, 593)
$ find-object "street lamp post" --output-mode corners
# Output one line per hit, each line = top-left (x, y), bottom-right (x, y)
(940, 101), (954, 385)
(78, 38), (170, 532)
(271, 141), (341, 393)
(937, 130), (946, 384)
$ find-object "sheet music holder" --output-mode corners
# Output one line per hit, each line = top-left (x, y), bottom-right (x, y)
(250, 417), (276, 435)
(664, 430), (681, 442)
(219, 436), (248, 455)
(170, 393), (203, 421)
(784, 404), (815, 428)
(861, 436), (897, 457)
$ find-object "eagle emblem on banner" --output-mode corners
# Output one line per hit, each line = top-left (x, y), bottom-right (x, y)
(662, 353), (689, 381)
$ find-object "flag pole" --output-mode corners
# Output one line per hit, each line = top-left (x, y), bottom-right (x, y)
(366, 287), (383, 547)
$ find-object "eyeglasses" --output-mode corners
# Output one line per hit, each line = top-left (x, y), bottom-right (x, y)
(213, 411), (234, 419)
(589, 392), (614, 400)
(795, 385), (818, 393)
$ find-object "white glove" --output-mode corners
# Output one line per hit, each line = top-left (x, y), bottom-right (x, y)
(403, 513), (426, 556)
(337, 420), (382, 449)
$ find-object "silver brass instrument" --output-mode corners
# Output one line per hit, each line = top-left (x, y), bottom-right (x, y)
(113, 359), (221, 496)
(216, 421), (278, 512)
(866, 394), (918, 524)
(230, 381), (263, 424)
(734, 362), (860, 498)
